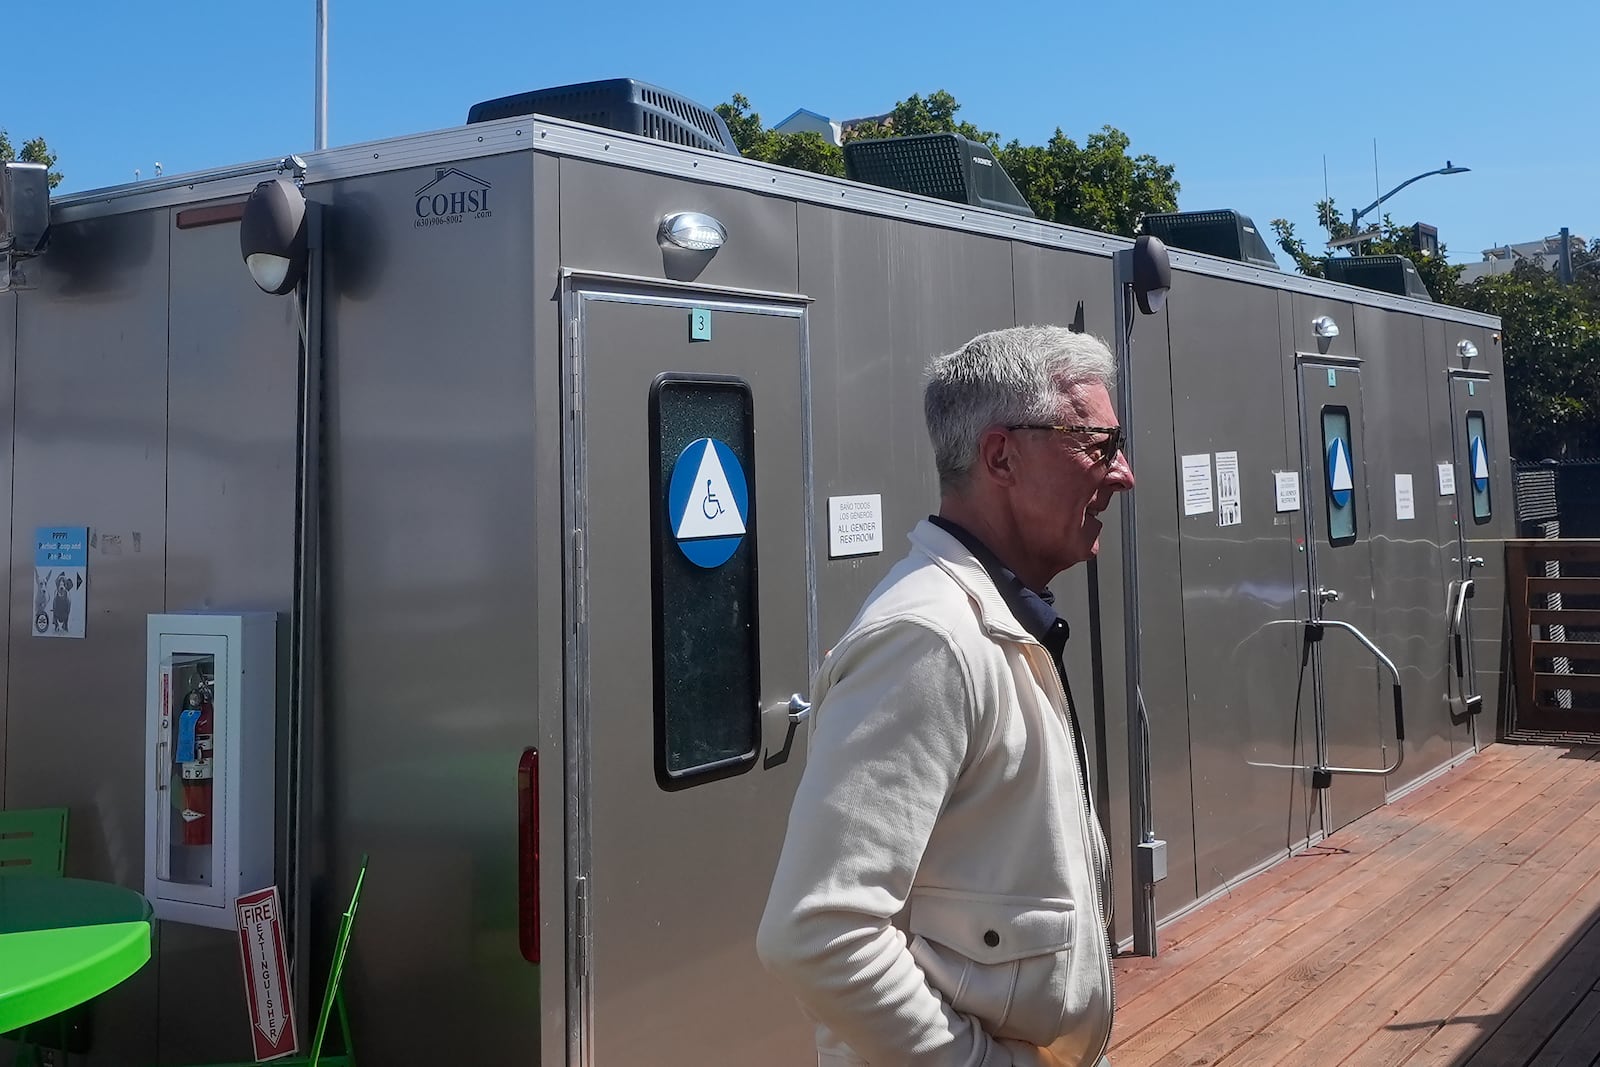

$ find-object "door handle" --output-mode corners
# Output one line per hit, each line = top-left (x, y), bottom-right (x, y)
(1452, 556), (1486, 570)
(1318, 587), (1342, 604)
(787, 694), (812, 726)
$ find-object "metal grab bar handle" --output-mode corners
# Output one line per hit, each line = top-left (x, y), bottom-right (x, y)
(1452, 579), (1474, 636)
(1314, 618), (1406, 777)
(1317, 619), (1400, 685)
(1446, 580), (1468, 682)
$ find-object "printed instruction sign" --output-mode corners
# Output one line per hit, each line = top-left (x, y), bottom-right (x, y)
(1437, 462), (1457, 497)
(235, 886), (300, 1061)
(1215, 452), (1242, 527)
(828, 494), (883, 558)
(33, 526), (88, 639)
(1181, 454), (1214, 516)
(1275, 472), (1302, 513)
(1395, 474), (1416, 521)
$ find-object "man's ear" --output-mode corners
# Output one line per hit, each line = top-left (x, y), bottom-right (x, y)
(974, 427), (1021, 488)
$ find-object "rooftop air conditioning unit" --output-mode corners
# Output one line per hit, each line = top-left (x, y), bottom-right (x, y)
(1138, 209), (1279, 270)
(1324, 254), (1434, 302)
(467, 78), (740, 156)
(843, 133), (1035, 219)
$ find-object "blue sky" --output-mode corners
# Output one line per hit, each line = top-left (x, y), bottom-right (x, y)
(9, 0), (1595, 265)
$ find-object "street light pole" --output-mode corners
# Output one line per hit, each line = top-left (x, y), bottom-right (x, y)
(1348, 161), (1470, 232)
(315, 0), (328, 151)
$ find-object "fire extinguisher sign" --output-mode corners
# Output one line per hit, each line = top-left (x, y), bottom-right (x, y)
(234, 886), (300, 1061)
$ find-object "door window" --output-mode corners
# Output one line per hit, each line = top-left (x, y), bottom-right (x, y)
(1321, 406), (1358, 546)
(648, 374), (761, 786)
(1466, 410), (1492, 525)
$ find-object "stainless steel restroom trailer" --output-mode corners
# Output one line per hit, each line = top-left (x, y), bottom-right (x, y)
(0, 98), (1507, 1066)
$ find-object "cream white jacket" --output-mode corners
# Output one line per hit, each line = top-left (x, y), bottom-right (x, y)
(758, 520), (1114, 1067)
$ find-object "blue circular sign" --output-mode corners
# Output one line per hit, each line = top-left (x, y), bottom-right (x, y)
(1326, 436), (1354, 509)
(1470, 436), (1489, 493)
(666, 438), (750, 569)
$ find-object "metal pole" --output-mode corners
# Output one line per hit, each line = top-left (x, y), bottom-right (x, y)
(1560, 227), (1574, 285)
(1113, 248), (1158, 956)
(288, 202), (325, 1043)
(315, 0), (328, 150)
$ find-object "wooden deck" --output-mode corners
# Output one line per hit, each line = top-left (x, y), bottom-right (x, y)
(1108, 742), (1600, 1067)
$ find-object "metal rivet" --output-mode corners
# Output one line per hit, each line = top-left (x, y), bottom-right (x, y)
(983, 930), (1000, 947)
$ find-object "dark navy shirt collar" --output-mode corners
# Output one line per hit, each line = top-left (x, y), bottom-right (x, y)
(928, 515), (1068, 648)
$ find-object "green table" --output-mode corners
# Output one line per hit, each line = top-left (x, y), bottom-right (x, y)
(0, 877), (152, 1032)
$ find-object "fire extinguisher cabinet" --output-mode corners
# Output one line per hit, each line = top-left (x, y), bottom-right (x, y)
(144, 612), (277, 929)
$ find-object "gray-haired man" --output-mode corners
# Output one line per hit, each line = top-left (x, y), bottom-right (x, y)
(759, 325), (1133, 1066)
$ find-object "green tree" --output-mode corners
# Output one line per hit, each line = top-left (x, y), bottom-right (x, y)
(1452, 242), (1600, 459)
(717, 90), (1179, 238)
(842, 90), (997, 149)
(0, 129), (63, 188)
(1270, 198), (1463, 304)
(996, 127), (1178, 236)
(715, 94), (844, 178)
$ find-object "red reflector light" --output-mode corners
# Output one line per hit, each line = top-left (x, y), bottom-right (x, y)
(518, 747), (540, 964)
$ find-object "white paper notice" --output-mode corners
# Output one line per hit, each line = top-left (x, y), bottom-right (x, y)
(828, 494), (884, 557)
(1275, 472), (1301, 512)
(1437, 462), (1457, 497)
(1215, 451), (1242, 527)
(1181, 454), (1214, 516)
(1395, 474), (1416, 520)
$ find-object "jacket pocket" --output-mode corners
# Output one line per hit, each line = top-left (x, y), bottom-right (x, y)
(906, 887), (1076, 1044)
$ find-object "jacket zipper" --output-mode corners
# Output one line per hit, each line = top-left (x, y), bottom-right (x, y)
(1032, 644), (1116, 1065)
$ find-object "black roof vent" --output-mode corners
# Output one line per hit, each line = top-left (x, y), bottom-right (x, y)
(467, 78), (740, 156)
(1138, 209), (1279, 270)
(1323, 254), (1433, 302)
(843, 133), (1035, 218)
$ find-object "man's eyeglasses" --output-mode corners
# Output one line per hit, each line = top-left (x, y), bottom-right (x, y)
(1007, 424), (1125, 467)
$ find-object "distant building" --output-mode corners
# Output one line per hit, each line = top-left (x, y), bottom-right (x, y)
(772, 109), (842, 145)
(1459, 234), (1589, 283)
(772, 108), (892, 147)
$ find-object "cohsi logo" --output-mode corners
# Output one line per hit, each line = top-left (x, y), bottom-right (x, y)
(413, 167), (493, 229)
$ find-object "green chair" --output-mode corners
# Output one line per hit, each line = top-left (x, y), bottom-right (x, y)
(0, 808), (68, 877)
(181, 855), (367, 1067)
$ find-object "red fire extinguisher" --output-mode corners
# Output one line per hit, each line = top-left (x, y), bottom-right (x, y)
(178, 681), (215, 846)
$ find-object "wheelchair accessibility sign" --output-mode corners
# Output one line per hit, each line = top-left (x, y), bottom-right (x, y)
(668, 438), (750, 568)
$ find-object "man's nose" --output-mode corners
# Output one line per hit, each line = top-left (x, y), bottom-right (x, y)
(1109, 452), (1135, 491)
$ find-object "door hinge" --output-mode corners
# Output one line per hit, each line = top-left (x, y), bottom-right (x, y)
(569, 318), (582, 413)
(571, 527), (586, 629)
(575, 874), (591, 979)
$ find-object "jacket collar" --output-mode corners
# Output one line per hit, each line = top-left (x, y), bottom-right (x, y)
(908, 519), (1034, 643)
